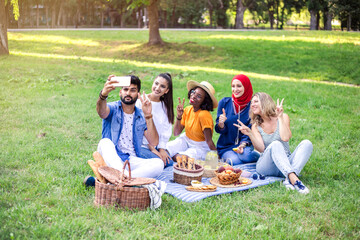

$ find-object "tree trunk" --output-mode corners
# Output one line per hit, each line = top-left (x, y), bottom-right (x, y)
(137, 8), (142, 28)
(347, 13), (351, 31)
(235, 0), (246, 29)
(144, 7), (148, 28)
(36, 2), (40, 28)
(62, 12), (67, 27)
(280, 6), (285, 29)
(51, 4), (56, 28)
(209, 8), (213, 28)
(309, 9), (316, 30)
(171, 1), (177, 27)
(5, 0), (9, 29)
(147, 0), (163, 45)
(101, 11), (104, 28)
(275, 0), (279, 29)
(17, 0), (23, 28)
(163, 10), (167, 28)
(269, 11), (274, 29)
(120, 12), (126, 28)
(324, 12), (332, 30)
(316, 11), (320, 30)
(0, 0), (9, 55)
(57, 1), (63, 27)
(46, 6), (49, 27)
(110, 11), (115, 28)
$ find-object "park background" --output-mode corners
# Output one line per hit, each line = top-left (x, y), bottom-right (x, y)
(3, 0), (360, 31)
(1, 0), (360, 239)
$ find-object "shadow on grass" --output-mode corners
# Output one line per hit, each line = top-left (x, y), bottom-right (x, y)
(8, 31), (360, 85)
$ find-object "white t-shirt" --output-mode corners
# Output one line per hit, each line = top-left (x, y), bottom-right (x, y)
(117, 112), (136, 156)
(136, 99), (172, 149)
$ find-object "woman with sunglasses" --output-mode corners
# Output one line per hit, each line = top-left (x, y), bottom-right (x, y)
(166, 81), (218, 162)
(136, 73), (174, 167)
(215, 74), (260, 165)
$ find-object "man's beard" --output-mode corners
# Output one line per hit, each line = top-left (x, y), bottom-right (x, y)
(121, 95), (137, 105)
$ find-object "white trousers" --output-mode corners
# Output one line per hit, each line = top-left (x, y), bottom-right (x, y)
(166, 133), (211, 160)
(97, 138), (164, 178)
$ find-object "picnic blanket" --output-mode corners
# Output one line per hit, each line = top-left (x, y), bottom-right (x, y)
(156, 163), (284, 203)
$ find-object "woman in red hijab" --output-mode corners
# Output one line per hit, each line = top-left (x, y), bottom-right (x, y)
(215, 74), (260, 165)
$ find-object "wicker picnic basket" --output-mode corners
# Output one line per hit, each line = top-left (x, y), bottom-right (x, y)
(173, 163), (204, 185)
(94, 160), (154, 210)
(214, 169), (242, 185)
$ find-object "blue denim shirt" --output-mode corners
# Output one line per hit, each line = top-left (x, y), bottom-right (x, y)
(215, 98), (252, 158)
(102, 101), (147, 161)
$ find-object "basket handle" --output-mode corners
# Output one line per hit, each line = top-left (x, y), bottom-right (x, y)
(119, 159), (131, 184)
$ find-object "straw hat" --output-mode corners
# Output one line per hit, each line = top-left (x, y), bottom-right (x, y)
(187, 80), (218, 108)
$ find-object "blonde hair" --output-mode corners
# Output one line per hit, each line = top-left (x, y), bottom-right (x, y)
(250, 92), (277, 126)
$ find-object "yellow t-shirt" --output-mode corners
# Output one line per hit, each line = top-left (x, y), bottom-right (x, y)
(181, 106), (214, 142)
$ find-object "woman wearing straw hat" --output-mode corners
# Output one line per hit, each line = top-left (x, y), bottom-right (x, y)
(166, 80), (218, 161)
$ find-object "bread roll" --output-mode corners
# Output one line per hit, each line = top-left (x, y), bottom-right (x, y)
(176, 155), (183, 169)
(181, 155), (187, 169)
(87, 160), (107, 183)
(93, 151), (106, 167)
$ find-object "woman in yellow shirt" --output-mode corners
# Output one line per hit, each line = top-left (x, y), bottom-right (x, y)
(166, 81), (218, 161)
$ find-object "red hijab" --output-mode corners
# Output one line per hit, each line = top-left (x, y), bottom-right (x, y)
(232, 74), (253, 114)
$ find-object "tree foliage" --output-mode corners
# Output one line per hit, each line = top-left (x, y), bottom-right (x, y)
(3, 0), (360, 30)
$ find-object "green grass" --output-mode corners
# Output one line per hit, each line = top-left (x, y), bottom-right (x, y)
(1, 30), (359, 239)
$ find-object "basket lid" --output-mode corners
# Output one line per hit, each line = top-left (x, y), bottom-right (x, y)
(98, 164), (156, 186)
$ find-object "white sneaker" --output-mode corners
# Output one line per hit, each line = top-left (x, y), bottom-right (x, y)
(293, 180), (310, 194)
(283, 179), (295, 190)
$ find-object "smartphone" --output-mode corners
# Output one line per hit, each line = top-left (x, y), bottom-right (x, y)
(111, 76), (131, 87)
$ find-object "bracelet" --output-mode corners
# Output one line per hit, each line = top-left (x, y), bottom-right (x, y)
(176, 116), (182, 121)
(99, 90), (108, 100)
(145, 114), (153, 120)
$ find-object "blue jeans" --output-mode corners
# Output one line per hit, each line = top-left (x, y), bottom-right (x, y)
(256, 140), (313, 177)
(138, 147), (173, 168)
(221, 146), (260, 165)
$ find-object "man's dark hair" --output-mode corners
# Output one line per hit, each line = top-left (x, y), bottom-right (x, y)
(129, 75), (141, 92)
(187, 87), (214, 111)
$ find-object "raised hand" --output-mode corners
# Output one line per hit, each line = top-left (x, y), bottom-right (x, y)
(233, 120), (252, 136)
(176, 97), (185, 120)
(139, 91), (152, 117)
(101, 75), (117, 96)
(219, 108), (227, 124)
(276, 98), (284, 118)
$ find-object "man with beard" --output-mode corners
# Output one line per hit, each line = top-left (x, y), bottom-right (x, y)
(95, 74), (164, 179)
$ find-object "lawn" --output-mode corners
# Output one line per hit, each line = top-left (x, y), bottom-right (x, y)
(0, 29), (359, 239)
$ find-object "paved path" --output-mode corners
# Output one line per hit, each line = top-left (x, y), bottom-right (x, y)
(8, 27), (271, 32)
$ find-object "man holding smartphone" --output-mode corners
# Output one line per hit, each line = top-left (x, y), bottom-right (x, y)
(95, 74), (164, 178)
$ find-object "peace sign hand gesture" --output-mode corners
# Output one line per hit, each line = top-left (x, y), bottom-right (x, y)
(139, 91), (152, 117)
(233, 120), (252, 137)
(276, 98), (284, 118)
(176, 97), (185, 120)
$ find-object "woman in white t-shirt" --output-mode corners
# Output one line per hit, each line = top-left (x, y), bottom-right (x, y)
(136, 73), (174, 167)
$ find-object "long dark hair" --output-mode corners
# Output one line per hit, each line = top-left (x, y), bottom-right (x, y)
(187, 87), (214, 111)
(157, 73), (174, 124)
